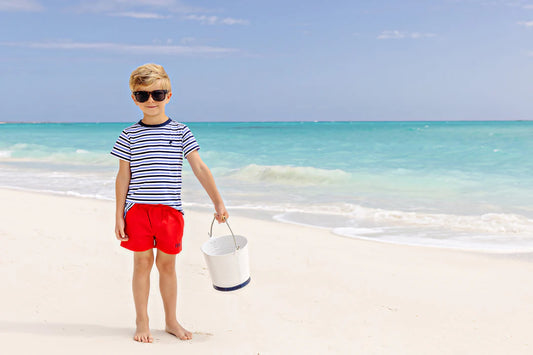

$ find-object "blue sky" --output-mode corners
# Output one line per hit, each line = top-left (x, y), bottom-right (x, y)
(0, 0), (531, 122)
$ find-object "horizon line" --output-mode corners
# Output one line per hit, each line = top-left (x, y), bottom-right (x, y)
(2, 119), (532, 124)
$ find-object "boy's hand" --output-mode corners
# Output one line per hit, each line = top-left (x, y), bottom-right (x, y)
(115, 217), (129, 241)
(214, 204), (229, 224)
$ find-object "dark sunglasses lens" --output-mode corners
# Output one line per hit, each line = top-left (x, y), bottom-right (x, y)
(134, 91), (150, 102)
(152, 90), (167, 101)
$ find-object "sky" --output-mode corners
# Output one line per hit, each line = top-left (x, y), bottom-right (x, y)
(0, 0), (532, 122)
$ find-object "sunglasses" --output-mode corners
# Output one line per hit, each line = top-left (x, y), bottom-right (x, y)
(133, 90), (168, 102)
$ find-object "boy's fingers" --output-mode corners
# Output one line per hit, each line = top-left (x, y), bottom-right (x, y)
(115, 229), (128, 241)
(214, 213), (227, 223)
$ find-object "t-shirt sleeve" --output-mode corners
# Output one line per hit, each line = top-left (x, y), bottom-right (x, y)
(182, 125), (200, 158)
(110, 130), (131, 162)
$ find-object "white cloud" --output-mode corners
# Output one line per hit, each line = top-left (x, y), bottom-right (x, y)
(0, 0), (43, 12)
(70, 1), (249, 25)
(72, 0), (201, 14)
(110, 11), (170, 19)
(410, 32), (437, 39)
(220, 17), (250, 25)
(0, 41), (238, 55)
(377, 30), (436, 40)
(518, 21), (533, 27)
(378, 30), (406, 39)
(185, 14), (218, 25)
(185, 14), (249, 25)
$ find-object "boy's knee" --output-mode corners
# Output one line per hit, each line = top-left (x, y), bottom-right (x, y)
(155, 258), (175, 274)
(134, 253), (154, 271)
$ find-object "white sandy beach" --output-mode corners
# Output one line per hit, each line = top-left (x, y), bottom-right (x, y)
(1, 188), (533, 354)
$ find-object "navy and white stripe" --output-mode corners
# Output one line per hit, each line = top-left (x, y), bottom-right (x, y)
(110, 118), (199, 214)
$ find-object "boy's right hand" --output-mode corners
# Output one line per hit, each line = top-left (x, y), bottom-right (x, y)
(115, 217), (129, 241)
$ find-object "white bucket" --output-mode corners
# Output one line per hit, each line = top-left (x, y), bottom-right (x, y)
(201, 218), (251, 292)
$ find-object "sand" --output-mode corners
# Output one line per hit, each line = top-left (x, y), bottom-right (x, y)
(1, 188), (533, 354)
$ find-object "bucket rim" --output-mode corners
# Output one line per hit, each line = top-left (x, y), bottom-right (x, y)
(201, 234), (248, 249)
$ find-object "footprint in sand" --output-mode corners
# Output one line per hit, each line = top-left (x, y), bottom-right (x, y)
(191, 331), (214, 342)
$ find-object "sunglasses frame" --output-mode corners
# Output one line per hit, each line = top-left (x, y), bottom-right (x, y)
(133, 90), (169, 103)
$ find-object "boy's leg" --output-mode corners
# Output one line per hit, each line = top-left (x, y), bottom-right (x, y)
(155, 249), (193, 340)
(133, 249), (155, 343)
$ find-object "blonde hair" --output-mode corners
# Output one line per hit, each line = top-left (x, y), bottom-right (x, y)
(129, 63), (171, 92)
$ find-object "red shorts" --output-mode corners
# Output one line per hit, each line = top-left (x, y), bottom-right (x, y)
(122, 204), (184, 254)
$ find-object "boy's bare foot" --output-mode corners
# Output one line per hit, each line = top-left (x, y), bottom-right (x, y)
(166, 321), (193, 340)
(134, 321), (153, 343)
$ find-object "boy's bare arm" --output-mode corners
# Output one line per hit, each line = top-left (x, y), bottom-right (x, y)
(115, 159), (131, 241)
(186, 150), (228, 223)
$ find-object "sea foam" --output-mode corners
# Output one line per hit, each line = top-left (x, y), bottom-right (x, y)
(230, 164), (352, 185)
(0, 150), (12, 158)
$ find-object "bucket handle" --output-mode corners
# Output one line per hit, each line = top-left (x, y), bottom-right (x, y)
(208, 217), (240, 251)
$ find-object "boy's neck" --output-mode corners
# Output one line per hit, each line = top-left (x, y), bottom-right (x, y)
(141, 114), (169, 126)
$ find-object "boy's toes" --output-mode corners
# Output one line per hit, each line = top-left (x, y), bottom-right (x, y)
(134, 333), (153, 343)
(165, 322), (193, 341)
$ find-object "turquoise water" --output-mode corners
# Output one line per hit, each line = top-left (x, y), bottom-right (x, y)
(1, 121), (532, 252)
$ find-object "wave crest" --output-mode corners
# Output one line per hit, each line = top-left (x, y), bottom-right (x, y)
(230, 164), (352, 185)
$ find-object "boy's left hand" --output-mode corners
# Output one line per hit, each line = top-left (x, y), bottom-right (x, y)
(214, 204), (229, 223)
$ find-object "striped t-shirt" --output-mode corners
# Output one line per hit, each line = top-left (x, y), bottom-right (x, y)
(110, 118), (200, 214)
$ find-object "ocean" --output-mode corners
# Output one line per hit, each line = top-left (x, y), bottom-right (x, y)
(1, 120), (532, 252)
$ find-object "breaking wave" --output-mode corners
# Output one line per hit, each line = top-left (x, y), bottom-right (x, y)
(229, 164), (352, 185)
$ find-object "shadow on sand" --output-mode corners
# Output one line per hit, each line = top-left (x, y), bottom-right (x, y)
(0, 320), (214, 343)
(0, 320), (131, 338)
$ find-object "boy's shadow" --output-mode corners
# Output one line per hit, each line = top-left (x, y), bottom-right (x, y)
(0, 320), (213, 342)
(0, 320), (131, 338)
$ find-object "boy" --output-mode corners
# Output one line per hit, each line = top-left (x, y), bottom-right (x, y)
(111, 63), (228, 343)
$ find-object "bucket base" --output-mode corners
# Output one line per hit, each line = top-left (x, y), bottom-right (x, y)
(213, 277), (251, 292)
